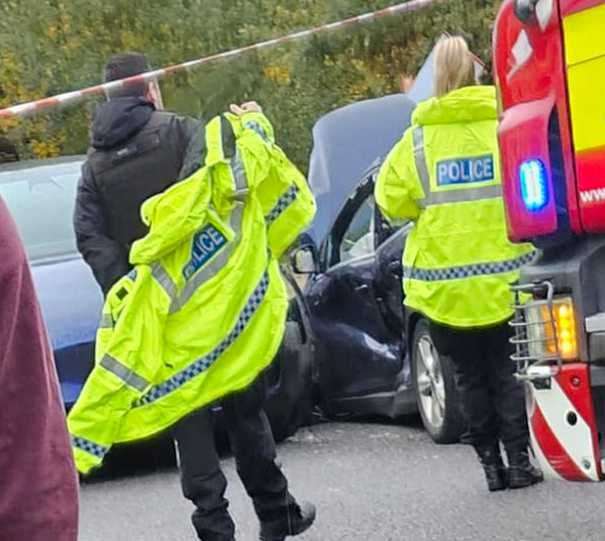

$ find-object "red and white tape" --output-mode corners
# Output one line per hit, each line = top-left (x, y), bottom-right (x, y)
(0, 0), (438, 119)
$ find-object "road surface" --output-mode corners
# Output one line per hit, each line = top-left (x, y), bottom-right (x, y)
(80, 420), (605, 541)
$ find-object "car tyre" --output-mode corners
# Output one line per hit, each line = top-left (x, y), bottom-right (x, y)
(412, 318), (464, 444)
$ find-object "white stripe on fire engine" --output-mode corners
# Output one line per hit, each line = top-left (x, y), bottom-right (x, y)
(527, 408), (562, 480)
(531, 377), (600, 481)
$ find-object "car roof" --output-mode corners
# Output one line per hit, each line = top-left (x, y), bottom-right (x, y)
(0, 155), (85, 179)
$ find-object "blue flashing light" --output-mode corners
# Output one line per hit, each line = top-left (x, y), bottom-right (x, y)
(520, 159), (549, 212)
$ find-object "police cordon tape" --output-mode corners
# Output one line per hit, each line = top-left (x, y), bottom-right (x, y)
(0, 0), (440, 119)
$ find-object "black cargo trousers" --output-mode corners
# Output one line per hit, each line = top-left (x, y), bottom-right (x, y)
(429, 320), (529, 453)
(172, 374), (295, 541)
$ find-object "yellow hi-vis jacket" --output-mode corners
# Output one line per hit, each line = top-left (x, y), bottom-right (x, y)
(67, 112), (316, 474)
(375, 86), (535, 328)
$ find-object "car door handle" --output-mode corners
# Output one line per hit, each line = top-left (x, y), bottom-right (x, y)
(355, 284), (370, 293)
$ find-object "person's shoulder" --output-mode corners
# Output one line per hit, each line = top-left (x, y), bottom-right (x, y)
(152, 110), (202, 135)
(152, 110), (198, 123)
(147, 109), (179, 125)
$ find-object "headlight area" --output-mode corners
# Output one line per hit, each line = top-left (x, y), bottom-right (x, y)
(524, 296), (578, 361)
(511, 282), (580, 379)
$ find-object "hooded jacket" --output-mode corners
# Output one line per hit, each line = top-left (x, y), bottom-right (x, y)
(74, 97), (201, 294)
(0, 198), (78, 541)
(67, 112), (316, 474)
(375, 86), (535, 328)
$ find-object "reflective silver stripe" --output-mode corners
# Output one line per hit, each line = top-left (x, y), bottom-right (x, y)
(231, 149), (249, 200)
(412, 126), (502, 206)
(151, 263), (178, 302)
(170, 205), (244, 313)
(100, 354), (150, 392)
(403, 251), (538, 282)
(426, 184), (503, 205)
(169, 149), (249, 312)
(413, 127), (430, 201)
(99, 314), (113, 329)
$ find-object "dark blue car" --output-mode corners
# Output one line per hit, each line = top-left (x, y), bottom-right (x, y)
(287, 91), (464, 443)
(0, 157), (102, 407)
(0, 156), (314, 444)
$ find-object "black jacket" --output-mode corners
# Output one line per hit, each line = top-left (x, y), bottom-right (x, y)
(74, 97), (203, 295)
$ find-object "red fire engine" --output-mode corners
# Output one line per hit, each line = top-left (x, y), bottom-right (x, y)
(494, 0), (605, 481)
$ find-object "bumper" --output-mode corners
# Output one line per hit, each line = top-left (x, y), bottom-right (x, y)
(526, 363), (602, 481)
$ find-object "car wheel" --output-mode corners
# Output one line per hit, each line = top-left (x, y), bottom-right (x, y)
(412, 319), (464, 444)
(264, 320), (314, 442)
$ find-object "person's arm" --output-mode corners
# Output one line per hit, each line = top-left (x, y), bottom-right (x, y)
(375, 128), (425, 224)
(73, 162), (129, 295)
(236, 110), (316, 258)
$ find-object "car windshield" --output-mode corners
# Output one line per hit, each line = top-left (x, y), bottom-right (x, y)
(0, 159), (82, 262)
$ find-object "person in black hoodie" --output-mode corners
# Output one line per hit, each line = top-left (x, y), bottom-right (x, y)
(74, 53), (315, 541)
(74, 52), (201, 294)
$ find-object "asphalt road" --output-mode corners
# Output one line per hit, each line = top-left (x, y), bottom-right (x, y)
(80, 420), (605, 541)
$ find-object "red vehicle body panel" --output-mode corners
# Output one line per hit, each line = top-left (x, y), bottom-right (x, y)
(494, 0), (605, 238)
(561, 0), (603, 15)
(493, 0), (581, 241)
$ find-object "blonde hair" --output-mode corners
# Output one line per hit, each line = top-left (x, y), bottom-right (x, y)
(433, 36), (476, 98)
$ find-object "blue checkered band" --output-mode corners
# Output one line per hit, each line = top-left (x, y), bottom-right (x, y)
(404, 251), (537, 282)
(244, 120), (270, 143)
(265, 186), (299, 226)
(72, 436), (109, 459)
(134, 271), (271, 407)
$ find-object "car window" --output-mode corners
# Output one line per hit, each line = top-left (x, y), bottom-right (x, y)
(0, 161), (82, 262)
(339, 194), (375, 263)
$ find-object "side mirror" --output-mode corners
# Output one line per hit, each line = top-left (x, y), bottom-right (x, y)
(514, 0), (538, 22)
(291, 245), (317, 274)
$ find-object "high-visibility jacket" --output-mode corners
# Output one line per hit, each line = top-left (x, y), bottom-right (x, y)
(375, 86), (535, 328)
(67, 112), (316, 474)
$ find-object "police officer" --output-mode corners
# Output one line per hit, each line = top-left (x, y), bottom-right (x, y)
(73, 52), (315, 540)
(375, 36), (543, 492)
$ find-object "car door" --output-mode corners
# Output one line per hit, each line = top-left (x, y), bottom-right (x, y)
(305, 175), (405, 404)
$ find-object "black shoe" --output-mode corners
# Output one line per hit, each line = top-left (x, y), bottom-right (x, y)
(507, 448), (544, 489)
(476, 446), (508, 492)
(259, 502), (316, 541)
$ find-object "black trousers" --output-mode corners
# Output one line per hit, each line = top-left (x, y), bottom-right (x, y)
(172, 375), (294, 541)
(429, 320), (529, 452)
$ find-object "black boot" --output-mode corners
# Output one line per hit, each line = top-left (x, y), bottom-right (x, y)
(507, 447), (544, 489)
(476, 446), (508, 492)
(191, 507), (236, 541)
(259, 501), (316, 541)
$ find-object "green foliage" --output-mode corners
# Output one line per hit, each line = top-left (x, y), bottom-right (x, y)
(0, 0), (501, 168)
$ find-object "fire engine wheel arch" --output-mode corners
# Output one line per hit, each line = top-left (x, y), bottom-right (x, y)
(411, 318), (464, 444)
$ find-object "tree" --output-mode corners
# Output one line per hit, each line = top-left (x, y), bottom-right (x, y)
(0, 0), (501, 169)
